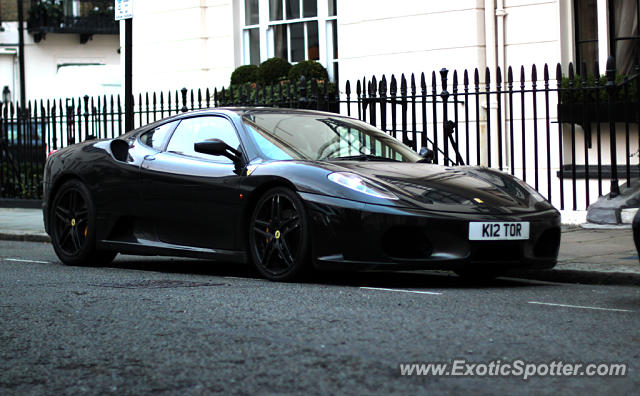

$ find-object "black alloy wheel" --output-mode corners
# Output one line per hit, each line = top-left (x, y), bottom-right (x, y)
(50, 180), (116, 266)
(249, 187), (310, 281)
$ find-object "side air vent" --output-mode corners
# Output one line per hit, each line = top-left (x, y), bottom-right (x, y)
(110, 139), (129, 162)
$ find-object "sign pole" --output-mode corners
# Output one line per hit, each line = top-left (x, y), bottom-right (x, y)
(115, 0), (134, 131)
(124, 18), (133, 132)
(17, 0), (26, 112)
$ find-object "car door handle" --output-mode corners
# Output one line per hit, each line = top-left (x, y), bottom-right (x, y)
(144, 154), (156, 161)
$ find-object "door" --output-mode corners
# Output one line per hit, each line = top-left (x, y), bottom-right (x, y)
(140, 115), (244, 250)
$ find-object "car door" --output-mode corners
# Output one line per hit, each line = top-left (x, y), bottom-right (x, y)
(140, 115), (244, 250)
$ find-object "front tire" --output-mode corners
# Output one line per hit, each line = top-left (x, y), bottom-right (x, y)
(50, 179), (116, 266)
(249, 187), (310, 281)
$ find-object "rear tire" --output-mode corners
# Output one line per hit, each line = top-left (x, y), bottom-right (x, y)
(50, 179), (116, 266)
(248, 187), (310, 281)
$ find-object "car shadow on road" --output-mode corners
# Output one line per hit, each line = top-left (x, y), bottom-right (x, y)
(106, 255), (555, 290)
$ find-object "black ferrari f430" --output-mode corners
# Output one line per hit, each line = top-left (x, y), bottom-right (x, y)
(43, 108), (561, 281)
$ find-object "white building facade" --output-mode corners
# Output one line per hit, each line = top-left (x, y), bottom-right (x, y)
(126, 0), (636, 91)
(0, 23), (120, 102)
(0, 0), (120, 102)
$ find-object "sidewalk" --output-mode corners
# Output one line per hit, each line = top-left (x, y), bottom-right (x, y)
(1, 208), (639, 283)
(0, 208), (50, 242)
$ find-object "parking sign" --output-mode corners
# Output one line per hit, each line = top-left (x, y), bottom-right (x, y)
(115, 0), (133, 20)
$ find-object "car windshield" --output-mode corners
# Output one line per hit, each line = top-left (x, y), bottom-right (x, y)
(242, 112), (422, 162)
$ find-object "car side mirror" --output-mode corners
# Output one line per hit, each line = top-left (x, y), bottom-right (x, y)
(418, 147), (434, 163)
(194, 138), (243, 164)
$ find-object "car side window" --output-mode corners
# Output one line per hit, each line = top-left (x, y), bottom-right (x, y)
(166, 116), (241, 162)
(139, 121), (178, 150)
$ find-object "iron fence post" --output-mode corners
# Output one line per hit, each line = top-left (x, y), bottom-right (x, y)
(606, 56), (620, 198)
(298, 76), (307, 109)
(181, 88), (188, 112)
(439, 68), (450, 165)
(83, 95), (89, 140)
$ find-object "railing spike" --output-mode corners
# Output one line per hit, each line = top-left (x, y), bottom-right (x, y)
(532, 64), (537, 82)
(379, 75), (387, 96)
(410, 73), (416, 95)
(543, 64), (549, 81)
(568, 62), (575, 80)
(390, 75), (397, 96)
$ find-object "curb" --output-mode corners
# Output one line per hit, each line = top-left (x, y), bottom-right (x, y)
(1, 231), (639, 286)
(505, 268), (640, 286)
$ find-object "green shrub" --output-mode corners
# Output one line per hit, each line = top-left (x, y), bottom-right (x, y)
(230, 64), (259, 85)
(28, 0), (63, 27)
(216, 80), (337, 105)
(288, 60), (329, 83)
(559, 73), (636, 103)
(257, 58), (292, 84)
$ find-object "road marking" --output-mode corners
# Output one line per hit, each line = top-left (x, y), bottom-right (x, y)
(528, 301), (634, 313)
(360, 287), (442, 295)
(3, 258), (51, 264)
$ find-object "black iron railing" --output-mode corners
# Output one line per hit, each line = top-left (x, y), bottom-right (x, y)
(1, 57), (639, 212)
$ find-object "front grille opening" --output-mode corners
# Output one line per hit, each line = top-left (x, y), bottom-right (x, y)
(533, 227), (561, 257)
(382, 226), (433, 259)
(473, 242), (521, 262)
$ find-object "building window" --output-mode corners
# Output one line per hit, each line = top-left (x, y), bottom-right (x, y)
(244, 0), (261, 65)
(574, 0), (598, 76)
(64, 0), (81, 17)
(609, 0), (640, 74)
(241, 0), (339, 81)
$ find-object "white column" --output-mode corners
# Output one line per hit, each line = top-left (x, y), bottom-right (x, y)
(597, 0), (609, 68)
(259, 0), (270, 62)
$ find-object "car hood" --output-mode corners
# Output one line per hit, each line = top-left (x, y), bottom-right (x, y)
(330, 161), (555, 214)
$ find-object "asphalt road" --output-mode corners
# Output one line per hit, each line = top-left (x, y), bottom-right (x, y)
(1, 240), (639, 395)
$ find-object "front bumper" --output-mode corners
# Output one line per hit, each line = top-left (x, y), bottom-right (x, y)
(301, 192), (560, 272)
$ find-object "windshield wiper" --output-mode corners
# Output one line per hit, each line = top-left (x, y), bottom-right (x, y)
(327, 154), (399, 162)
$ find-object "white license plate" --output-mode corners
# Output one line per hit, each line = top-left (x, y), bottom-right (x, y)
(469, 222), (530, 241)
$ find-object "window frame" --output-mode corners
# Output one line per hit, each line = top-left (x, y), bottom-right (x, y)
(573, 0), (599, 75)
(608, 0), (640, 74)
(164, 115), (245, 164)
(138, 120), (180, 152)
(241, 0), (339, 81)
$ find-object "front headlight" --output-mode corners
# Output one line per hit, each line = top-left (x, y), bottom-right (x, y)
(327, 172), (398, 200)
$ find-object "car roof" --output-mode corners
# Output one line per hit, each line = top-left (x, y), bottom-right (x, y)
(124, 107), (348, 138)
(207, 107), (344, 118)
